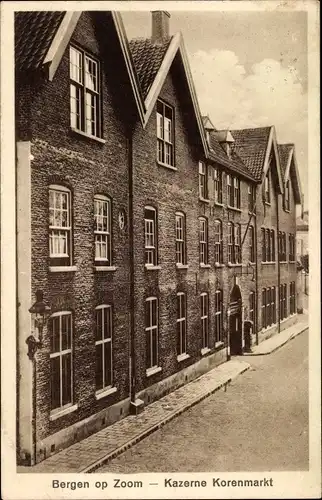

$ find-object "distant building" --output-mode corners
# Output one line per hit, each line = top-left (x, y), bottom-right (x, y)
(15, 10), (304, 466)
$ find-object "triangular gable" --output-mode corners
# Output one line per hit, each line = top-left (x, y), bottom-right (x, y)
(262, 126), (284, 194)
(23, 11), (146, 125)
(286, 147), (303, 205)
(202, 115), (215, 131)
(141, 32), (208, 155)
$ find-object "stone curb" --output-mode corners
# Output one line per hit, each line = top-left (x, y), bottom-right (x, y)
(81, 363), (251, 473)
(245, 324), (308, 357)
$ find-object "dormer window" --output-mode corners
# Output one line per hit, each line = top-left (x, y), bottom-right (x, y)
(264, 171), (271, 204)
(70, 46), (101, 138)
(157, 100), (174, 167)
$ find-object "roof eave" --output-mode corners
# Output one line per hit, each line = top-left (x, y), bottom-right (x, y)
(208, 152), (256, 181)
(263, 126), (284, 194)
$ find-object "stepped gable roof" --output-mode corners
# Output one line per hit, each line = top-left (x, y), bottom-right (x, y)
(128, 37), (172, 98)
(15, 11), (64, 71)
(230, 126), (272, 180)
(278, 143), (293, 178)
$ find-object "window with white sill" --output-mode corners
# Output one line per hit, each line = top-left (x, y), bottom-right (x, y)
(50, 311), (73, 411)
(95, 305), (113, 391)
(199, 161), (207, 199)
(144, 206), (157, 266)
(214, 289), (223, 343)
(145, 297), (159, 370)
(175, 212), (186, 265)
(214, 220), (223, 264)
(157, 100), (174, 167)
(200, 292), (209, 349)
(49, 185), (73, 267)
(199, 217), (208, 265)
(176, 292), (187, 356)
(94, 195), (112, 266)
(70, 46), (102, 138)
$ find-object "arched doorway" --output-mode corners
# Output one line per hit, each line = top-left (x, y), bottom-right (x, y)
(229, 285), (243, 355)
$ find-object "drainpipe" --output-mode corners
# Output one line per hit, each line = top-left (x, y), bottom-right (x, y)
(277, 192), (281, 333)
(254, 186), (259, 345)
(127, 128), (136, 405)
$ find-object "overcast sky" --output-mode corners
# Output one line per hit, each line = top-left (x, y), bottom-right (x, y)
(121, 10), (308, 208)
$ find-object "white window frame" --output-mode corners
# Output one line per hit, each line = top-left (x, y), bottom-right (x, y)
(249, 226), (255, 263)
(214, 220), (223, 264)
(176, 292), (187, 356)
(227, 174), (233, 206)
(199, 161), (207, 199)
(144, 206), (157, 266)
(199, 217), (208, 265)
(50, 311), (73, 411)
(234, 177), (241, 208)
(49, 185), (72, 265)
(214, 290), (223, 343)
(175, 212), (186, 265)
(264, 172), (271, 203)
(213, 168), (223, 204)
(200, 292), (209, 349)
(234, 224), (241, 264)
(94, 195), (112, 265)
(95, 305), (113, 392)
(70, 46), (101, 138)
(157, 100), (174, 166)
(145, 297), (159, 370)
(228, 222), (234, 264)
(249, 291), (255, 324)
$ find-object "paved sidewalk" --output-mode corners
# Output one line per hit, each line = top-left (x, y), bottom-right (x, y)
(18, 358), (250, 474)
(247, 315), (308, 356)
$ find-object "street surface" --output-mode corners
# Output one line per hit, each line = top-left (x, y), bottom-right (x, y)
(98, 330), (308, 473)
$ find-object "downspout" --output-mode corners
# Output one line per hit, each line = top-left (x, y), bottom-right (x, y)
(127, 127), (136, 405)
(254, 186), (259, 345)
(277, 192), (281, 333)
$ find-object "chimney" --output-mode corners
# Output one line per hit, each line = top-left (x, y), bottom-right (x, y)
(151, 11), (171, 43)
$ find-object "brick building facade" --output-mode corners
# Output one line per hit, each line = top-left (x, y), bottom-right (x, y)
(15, 10), (303, 466)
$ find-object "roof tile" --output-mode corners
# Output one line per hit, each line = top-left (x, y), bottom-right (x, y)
(277, 144), (293, 178)
(230, 127), (272, 180)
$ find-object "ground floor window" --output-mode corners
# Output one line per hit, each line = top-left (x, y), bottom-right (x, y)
(200, 293), (209, 348)
(280, 284), (288, 320)
(289, 282), (296, 314)
(95, 305), (113, 391)
(214, 290), (223, 343)
(50, 311), (73, 411)
(176, 292), (187, 356)
(261, 287), (276, 329)
(145, 297), (158, 369)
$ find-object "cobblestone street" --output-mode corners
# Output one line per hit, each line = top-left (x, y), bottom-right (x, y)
(98, 330), (308, 473)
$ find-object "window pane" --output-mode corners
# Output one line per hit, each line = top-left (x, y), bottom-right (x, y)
(104, 341), (112, 387)
(61, 314), (71, 351)
(51, 316), (60, 353)
(96, 344), (103, 390)
(146, 331), (151, 369)
(62, 353), (72, 406)
(152, 329), (158, 367)
(104, 307), (111, 339)
(51, 356), (61, 410)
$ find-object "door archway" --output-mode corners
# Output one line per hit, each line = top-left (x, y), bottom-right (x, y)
(229, 285), (243, 355)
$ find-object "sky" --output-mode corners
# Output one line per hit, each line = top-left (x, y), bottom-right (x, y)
(121, 10), (308, 209)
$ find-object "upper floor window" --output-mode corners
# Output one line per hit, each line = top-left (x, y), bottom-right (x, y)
(70, 46), (101, 138)
(249, 226), (255, 263)
(228, 222), (234, 263)
(248, 185), (256, 213)
(289, 233), (295, 261)
(227, 175), (234, 207)
(145, 206), (157, 266)
(264, 171), (271, 204)
(289, 282), (296, 314)
(175, 212), (186, 265)
(278, 231), (287, 262)
(95, 305), (113, 392)
(214, 220), (223, 264)
(176, 292), (187, 356)
(199, 217), (208, 265)
(214, 290), (223, 343)
(50, 311), (73, 411)
(227, 175), (240, 208)
(200, 292), (209, 349)
(234, 224), (242, 264)
(94, 195), (111, 266)
(157, 100), (174, 166)
(284, 180), (290, 211)
(145, 297), (158, 370)
(280, 283), (287, 320)
(261, 228), (275, 262)
(213, 168), (223, 204)
(49, 185), (72, 267)
(199, 162), (208, 199)
(271, 230), (276, 262)
(249, 291), (255, 325)
(234, 177), (241, 208)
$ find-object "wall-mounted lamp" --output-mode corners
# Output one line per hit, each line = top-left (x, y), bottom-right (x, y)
(26, 291), (51, 360)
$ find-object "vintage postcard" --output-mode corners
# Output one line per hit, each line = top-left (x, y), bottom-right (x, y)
(1, 1), (320, 499)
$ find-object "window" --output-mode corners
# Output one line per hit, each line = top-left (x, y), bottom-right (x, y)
(95, 305), (113, 391)
(249, 291), (255, 325)
(70, 46), (101, 138)
(235, 224), (242, 264)
(94, 195), (111, 265)
(214, 290), (223, 343)
(227, 175), (234, 207)
(290, 282), (296, 314)
(234, 177), (241, 208)
(261, 288), (276, 329)
(261, 228), (266, 262)
(248, 185), (256, 213)
(49, 185), (72, 267)
(266, 228), (271, 262)
(145, 297), (158, 369)
(271, 230), (275, 261)
(289, 234), (295, 261)
(199, 162), (207, 199)
(176, 293), (187, 356)
(249, 226), (255, 263)
(50, 312), (73, 411)
(199, 217), (208, 265)
(175, 212), (186, 265)
(264, 171), (270, 203)
(280, 284), (288, 320)
(228, 222), (234, 263)
(213, 168), (223, 204)
(200, 293), (209, 349)
(157, 100), (174, 166)
(261, 289), (266, 329)
(272, 287), (276, 324)
(214, 220), (223, 264)
(279, 232), (287, 261)
(145, 207), (157, 266)
(284, 180), (290, 211)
